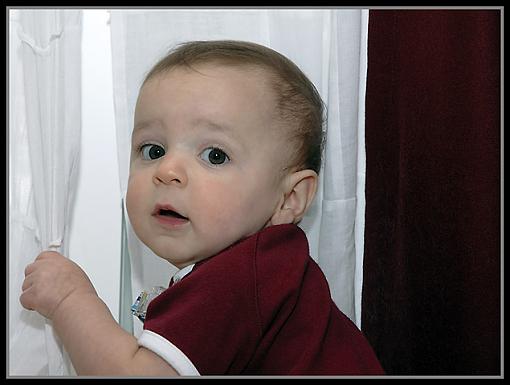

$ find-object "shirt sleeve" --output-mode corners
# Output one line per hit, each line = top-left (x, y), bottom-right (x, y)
(138, 330), (200, 376)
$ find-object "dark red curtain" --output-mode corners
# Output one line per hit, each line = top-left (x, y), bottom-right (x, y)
(362, 10), (501, 375)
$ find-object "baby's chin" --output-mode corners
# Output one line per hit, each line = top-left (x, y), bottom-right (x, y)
(153, 251), (201, 270)
(150, 244), (219, 270)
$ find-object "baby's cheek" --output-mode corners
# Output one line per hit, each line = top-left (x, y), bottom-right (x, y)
(194, 179), (273, 237)
(198, 196), (244, 235)
(126, 181), (148, 236)
(211, 197), (264, 237)
(126, 174), (146, 211)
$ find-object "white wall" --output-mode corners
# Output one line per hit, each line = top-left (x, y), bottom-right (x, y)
(69, 10), (121, 320)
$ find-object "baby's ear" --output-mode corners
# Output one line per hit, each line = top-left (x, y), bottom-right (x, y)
(269, 169), (318, 226)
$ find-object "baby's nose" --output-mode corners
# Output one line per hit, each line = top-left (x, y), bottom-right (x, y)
(153, 155), (188, 187)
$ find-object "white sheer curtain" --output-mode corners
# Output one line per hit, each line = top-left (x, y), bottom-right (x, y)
(109, 9), (369, 338)
(8, 9), (82, 376)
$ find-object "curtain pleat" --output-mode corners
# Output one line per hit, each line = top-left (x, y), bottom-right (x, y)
(9, 9), (82, 375)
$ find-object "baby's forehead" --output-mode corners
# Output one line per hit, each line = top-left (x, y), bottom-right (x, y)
(140, 63), (281, 118)
(147, 61), (276, 91)
(138, 62), (287, 126)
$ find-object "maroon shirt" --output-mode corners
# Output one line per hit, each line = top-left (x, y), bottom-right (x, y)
(143, 223), (384, 375)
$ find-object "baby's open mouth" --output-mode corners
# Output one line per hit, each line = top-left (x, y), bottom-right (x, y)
(152, 204), (189, 225)
(158, 209), (188, 220)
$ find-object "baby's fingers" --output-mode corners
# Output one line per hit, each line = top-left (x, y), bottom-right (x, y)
(23, 250), (63, 279)
(21, 274), (32, 292)
(24, 261), (36, 277)
(19, 285), (35, 311)
(35, 250), (64, 261)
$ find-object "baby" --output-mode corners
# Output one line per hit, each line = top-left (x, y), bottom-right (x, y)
(20, 40), (384, 376)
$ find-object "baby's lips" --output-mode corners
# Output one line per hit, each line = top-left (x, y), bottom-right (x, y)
(152, 203), (188, 219)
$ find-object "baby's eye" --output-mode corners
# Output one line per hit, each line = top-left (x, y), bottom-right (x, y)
(140, 144), (165, 160)
(200, 147), (230, 166)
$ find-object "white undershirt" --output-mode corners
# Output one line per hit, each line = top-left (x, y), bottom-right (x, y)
(172, 263), (195, 284)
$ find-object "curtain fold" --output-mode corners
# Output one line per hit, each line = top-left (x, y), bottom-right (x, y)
(110, 9), (369, 337)
(9, 9), (82, 376)
(363, 10), (501, 375)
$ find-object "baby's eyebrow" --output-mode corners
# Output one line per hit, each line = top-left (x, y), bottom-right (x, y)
(133, 119), (163, 133)
(192, 118), (244, 143)
(193, 118), (235, 135)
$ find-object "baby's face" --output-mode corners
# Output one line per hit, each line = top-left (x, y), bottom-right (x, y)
(126, 63), (291, 268)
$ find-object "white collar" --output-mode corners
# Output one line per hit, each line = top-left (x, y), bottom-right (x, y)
(172, 263), (195, 284)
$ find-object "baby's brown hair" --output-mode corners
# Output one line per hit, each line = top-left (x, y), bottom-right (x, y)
(143, 40), (325, 174)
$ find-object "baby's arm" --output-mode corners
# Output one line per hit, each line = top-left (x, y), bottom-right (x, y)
(20, 251), (178, 376)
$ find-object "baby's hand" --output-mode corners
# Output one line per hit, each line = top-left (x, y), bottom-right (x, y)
(20, 251), (97, 320)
